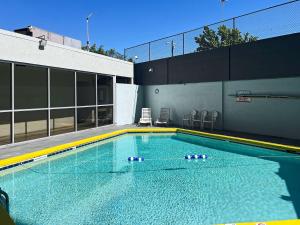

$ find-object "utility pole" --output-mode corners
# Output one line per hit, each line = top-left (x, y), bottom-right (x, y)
(86, 13), (93, 51)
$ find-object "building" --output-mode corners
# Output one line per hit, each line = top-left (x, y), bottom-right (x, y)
(0, 28), (138, 146)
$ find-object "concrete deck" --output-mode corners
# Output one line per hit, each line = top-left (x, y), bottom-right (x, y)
(0, 124), (136, 160)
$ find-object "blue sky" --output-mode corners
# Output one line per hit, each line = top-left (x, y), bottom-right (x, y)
(0, 0), (290, 52)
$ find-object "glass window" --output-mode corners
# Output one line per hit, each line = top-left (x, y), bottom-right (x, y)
(0, 113), (11, 145)
(15, 65), (48, 109)
(14, 110), (48, 142)
(50, 109), (75, 135)
(51, 69), (75, 107)
(0, 62), (11, 110)
(77, 107), (96, 130)
(116, 76), (131, 84)
(97, 75), (113, 105)
(77, 73), (96, 106)
(98, 106), (113, 126)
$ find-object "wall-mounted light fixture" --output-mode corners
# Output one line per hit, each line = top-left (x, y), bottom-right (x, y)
(148, 67), (153, 72)
(37, 35), (47, 50)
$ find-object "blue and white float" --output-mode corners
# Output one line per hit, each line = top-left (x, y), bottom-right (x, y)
(185, 154), (207, 160)
(128, 156), (144, 162)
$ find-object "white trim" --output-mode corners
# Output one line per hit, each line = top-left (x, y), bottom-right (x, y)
(11, 63), (15, 143)
(74, 72), (78, 131)
(48, 68), (51, 136)
(96, 74), (98, 127)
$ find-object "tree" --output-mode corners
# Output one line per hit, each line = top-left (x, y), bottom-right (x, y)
(195, 25), (258, 52)
(82, 44), (124, 60)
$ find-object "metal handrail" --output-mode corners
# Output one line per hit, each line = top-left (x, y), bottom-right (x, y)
(0, 188), (9, 214)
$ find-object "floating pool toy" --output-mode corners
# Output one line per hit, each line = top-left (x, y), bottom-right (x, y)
(128, 156), (144, 162)
(185, 154), (207, 160)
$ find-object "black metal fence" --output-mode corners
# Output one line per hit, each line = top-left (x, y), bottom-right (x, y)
(124, 0), (300, 63)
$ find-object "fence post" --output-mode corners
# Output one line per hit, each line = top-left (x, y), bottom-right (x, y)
(182, 33), (185, 55)
(123, 48), (126, 60)
(148, 42), (151, 61)
(233, 17), (236, 29)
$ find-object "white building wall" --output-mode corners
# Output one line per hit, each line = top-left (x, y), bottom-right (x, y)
(0, 29), (133, 78)
(115, 84), (142, 125)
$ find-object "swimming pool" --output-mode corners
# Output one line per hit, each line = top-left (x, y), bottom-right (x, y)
(1, 132), (300, 225)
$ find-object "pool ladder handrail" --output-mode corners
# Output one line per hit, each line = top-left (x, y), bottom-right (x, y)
(0, 187), (9, 214)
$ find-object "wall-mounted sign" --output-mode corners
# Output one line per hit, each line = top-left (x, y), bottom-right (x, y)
(236, 96), (252, 103)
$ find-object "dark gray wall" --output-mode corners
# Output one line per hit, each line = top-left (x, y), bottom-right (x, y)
(134, 33), (300, 85)
(134, 59), (168, 85)
(168, 47), (229, 84)
(231, 33), (300, 80)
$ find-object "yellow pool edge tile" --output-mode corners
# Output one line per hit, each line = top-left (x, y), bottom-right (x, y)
(1, 127), (300, 169)
(177, 128), (300, 153)
(0, 128), (176, 168)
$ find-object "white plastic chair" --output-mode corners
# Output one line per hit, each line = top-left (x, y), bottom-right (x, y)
(191, 110), (201, 128)
(138, 108), (152, 126)
(155, 108), (170, 126)
(182, 113), (191, 128)
(202, 111), (218, 130)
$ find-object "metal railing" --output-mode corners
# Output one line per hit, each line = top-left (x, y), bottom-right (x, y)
(124, 0), (300, 63)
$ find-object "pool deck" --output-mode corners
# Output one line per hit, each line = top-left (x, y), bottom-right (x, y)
(0, 124), (137, 160)
(1, 124), (300, 161)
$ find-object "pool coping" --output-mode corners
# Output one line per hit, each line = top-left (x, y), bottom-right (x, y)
(1, 127), (300, 170)
(0, 127), (300, 225)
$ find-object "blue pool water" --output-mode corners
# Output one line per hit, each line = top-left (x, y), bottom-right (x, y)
(1, 133), (300, 225)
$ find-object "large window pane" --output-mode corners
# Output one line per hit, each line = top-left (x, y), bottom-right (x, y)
(0, 62), (11, 110)
(14, 110), (48, 142)
(98, 106), (113, 126)
(51, 69), (75, 107)
(77, 73), (96, 106)
(0, 113), (11, 145)
(15, 65), (48, 109)
(77, 107), (96, 130)
(97, 75), (113, 105)
(50, 109), (75, 135)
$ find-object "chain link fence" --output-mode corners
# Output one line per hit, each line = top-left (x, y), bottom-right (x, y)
(124, 0), (300, 63)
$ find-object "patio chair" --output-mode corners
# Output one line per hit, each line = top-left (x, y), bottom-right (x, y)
(191, 110), (201, 128)
(155, 108), (170, 126)
(182, 113), (191, 128)
(202, 111), (218, 130)
(138, 108), (152, 126)
(199, 110), (209, 129)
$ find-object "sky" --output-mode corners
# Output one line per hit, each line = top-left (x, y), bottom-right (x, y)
(0, 0), (291, 52)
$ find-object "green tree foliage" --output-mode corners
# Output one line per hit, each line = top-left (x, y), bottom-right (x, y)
(195, 25), (258, 51)
(82, 44), (124, 60)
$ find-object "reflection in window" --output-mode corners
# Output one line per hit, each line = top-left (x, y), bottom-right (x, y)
(51, 69), (75, 107)
(51, 109), (75, 135)
(0, 62), (11, 110)
(97, 75), (113, 105)
(15, 65), (48, 109)
(14, 111), (48, 142)
(0, 113), (11, 145)
(77, 73), (96, 106)
(98, 106), (113, 126)
(77, 107), (96, 130)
